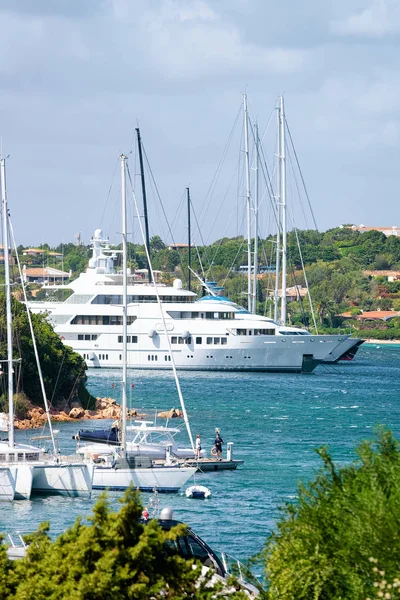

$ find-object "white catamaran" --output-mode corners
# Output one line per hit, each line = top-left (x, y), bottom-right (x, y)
(0, 157), (93, 500)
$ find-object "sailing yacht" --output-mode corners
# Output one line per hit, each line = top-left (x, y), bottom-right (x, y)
(0, 157), (93, 499)
(84, 154), (196, 492)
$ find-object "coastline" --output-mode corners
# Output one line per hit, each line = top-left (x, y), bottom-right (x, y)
(14, 399), (183, 430)
(363, 339), (400, 345)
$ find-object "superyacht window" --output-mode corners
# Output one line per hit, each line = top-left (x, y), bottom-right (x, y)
(117, 335), (138, 343)
(71, 315), (136, 326)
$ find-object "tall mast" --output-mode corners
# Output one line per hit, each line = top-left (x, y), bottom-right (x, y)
(1, 158), (14, 447)
(252, 123), (259, 314)
(274, 106), (281, 324)
(243, 94), (252, 311)
(135, 128), (152, 284)
(279, 96), (287, 325)
(187, 187), (191, 291)
(120, 154), (127, 454)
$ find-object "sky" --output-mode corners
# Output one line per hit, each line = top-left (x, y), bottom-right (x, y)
(1, 0), (399, 248)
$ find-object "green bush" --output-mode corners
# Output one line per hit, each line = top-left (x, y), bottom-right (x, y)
(263, 429), (400, 600)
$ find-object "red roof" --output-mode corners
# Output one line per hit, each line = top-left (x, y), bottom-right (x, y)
(339, 311), (400, 320)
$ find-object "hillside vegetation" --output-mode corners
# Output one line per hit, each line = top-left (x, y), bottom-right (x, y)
(14, 226), (400, 339)
(0, 294), (93, 414)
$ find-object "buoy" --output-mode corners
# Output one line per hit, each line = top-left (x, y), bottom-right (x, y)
(185, 485), (212, 499)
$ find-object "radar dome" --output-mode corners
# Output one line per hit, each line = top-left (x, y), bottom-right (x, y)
(173, 279), (183, 290)
(94, 229), (103, 239)
(159, 507), (174, 520)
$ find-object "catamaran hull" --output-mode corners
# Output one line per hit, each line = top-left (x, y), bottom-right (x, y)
(0, 467), (17, 501)
(14, 465), (33, 500)
(31, 463), (94, 497)
(92, 465), (196, 492)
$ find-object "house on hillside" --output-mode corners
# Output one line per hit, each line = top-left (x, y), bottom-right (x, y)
(363, 270), (400, 282)
(268, 285), (308, 302)
(22, 266), (71, 284)
(345, 225), (400, 237)
(339, 310), (400, 322)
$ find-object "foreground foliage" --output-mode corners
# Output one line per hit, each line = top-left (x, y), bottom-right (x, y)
(0, 489), (249, 600)
(263, 428), (400, 599)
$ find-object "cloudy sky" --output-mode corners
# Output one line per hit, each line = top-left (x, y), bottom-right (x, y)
(1, 0), (399, 247)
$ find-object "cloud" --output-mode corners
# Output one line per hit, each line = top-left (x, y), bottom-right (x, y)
(138, 0), (308, 80)
(331, 0), (400, 38)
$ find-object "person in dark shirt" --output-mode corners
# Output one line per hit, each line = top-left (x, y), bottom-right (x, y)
(214, 432), (224, 460)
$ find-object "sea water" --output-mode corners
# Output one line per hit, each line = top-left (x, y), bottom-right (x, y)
(1, 344), (399, 567)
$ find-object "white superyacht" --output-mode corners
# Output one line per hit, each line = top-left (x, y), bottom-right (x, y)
(28, 229), (351, 374)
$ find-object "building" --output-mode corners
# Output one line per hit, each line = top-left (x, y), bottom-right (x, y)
(346, 225), (400, 237)
(167, 243), (192, 251)
(363, 270), (400, 282)
(268, 285), (308, 302)
(339, 310), (400, 322)
(22, 248), (47, 256)
(22, 266), (71, 284)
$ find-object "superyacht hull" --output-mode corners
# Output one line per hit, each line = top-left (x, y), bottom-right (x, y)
(59, 335), (350, 373)
(92, 465), (197, 492)
(321, 338), (364, 363)
(31, 463), (94, 497)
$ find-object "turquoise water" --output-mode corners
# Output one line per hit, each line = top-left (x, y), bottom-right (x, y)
(1, 345), (400, 567)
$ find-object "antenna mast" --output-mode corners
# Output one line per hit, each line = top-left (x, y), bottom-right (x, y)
(1, 158), (14, 447)
(252, 123), (259, 314)
(243, 94), (252, 311)
(187, 187), (191, 291)
(120, 154), (128, 454)
(279, 96), (287, 325)
(136, 128), (152, 283)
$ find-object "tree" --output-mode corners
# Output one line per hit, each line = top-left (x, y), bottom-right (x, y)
(2, 488), (249, 600)
(0, 294), (90, 409)
(150, 235), (166, 252)
(263, 429), (400, 600)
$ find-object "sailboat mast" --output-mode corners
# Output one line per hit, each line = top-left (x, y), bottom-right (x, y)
(243, 94), (252, 311)
(120, 154), (128, 454)
(135, 128), (152, 284)
(187, 187), (191, 292)
(279, 96), (287, 325)
(252, 123), (259, 314)
(0, 158), (14, 447)
(274, 106), (281, 324)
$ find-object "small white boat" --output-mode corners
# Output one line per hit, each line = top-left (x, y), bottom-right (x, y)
(185, 485), (212, 499)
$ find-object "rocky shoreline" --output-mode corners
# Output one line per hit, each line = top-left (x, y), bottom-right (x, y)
(14, 397), (183, 430)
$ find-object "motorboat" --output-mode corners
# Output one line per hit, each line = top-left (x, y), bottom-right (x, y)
(76, 420), (206, 460)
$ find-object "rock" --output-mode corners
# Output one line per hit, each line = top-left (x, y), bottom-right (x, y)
(102, 406), (121, 419)
(69, 407), (85, 419)
(95, 397), (117, 410)
(157, 408), (183, 419)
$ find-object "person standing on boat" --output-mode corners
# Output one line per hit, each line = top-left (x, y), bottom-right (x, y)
(214, 431), (224, 461)
(195, 434), (202, 459)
